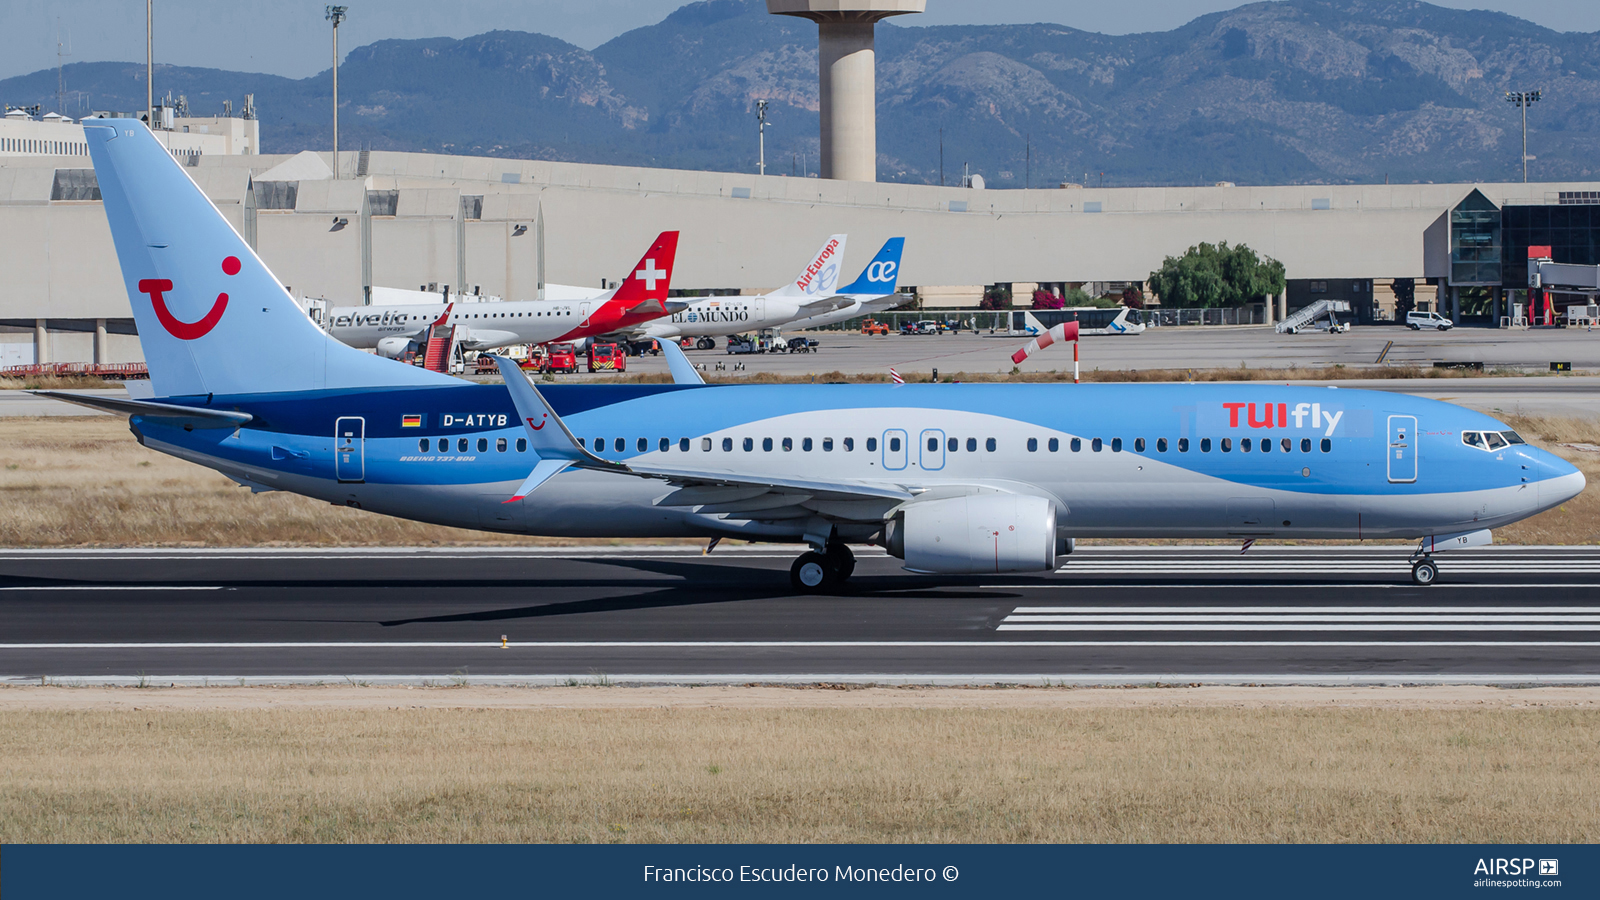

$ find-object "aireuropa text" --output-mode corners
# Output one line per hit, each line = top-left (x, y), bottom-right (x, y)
(642, 865), (943, 883)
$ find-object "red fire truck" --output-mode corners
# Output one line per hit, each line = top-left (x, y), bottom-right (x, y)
(586, 342), (626, 373)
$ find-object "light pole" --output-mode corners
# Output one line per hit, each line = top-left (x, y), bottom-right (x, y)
(756, 99), (768, 176)
(326, 6), (348, 178)
(1505, 89), (1541, 183)
(146, 0), (153, 127)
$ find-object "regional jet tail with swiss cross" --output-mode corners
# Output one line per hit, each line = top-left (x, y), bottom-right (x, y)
(631, 234), (855, 348)
(322, 232), (680, 357)
(37, 120), (1586, 592)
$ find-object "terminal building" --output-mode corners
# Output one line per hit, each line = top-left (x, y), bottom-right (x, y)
(3, 108), (1599, 366)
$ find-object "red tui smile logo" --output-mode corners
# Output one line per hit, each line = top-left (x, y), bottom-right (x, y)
(137, 256), (238, 340)
(527, 414), (548, 431)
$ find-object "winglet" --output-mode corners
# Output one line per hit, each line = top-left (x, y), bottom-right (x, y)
(658, 338), (705, 385)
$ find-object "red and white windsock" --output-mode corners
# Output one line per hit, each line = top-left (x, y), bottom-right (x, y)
(1011, 320), (1079, 364)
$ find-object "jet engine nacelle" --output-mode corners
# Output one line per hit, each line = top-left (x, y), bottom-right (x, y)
(376, 336), (415, 359)
(885, 494), (1058, 574)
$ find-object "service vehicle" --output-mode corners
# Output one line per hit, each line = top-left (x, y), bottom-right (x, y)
(860, 319), (889, 336)
(545, 343), (579, 374)
(1407, 310), (1454, 331)
(727, 336), (762, 354)
(587, 342), (627, 373)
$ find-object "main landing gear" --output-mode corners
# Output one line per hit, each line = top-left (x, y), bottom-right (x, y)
(696, 336), (716, 351)
(789, 542), (855, 592)
(1410, 556), (1439, 586)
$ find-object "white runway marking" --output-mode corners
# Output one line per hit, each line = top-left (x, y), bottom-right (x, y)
(998, 604), (1600, 635)
(4, 640), (1600, 649)
(0, 586), (224, 592)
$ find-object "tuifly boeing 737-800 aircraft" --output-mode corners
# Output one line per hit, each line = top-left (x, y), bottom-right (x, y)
(42, 122), (1585, 590)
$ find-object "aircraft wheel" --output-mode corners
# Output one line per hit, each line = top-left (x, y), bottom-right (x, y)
(1411, 559), (1438, 586)
(790, 552), (833, 592)
(824, 543), (855, 583)
(697, 337), (716, 350)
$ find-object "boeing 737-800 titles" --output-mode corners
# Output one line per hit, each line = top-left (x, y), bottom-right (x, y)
(43, 122), (1586, 591)
(322, 232), (680, 356)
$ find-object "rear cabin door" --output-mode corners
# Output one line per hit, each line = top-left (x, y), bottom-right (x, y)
(1387, 415), (1417, 484)
(882, 429), (908, 471)
(335, 416), (365, 483)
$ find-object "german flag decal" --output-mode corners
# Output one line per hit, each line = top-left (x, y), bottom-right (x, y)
(401, 414), (424, 428)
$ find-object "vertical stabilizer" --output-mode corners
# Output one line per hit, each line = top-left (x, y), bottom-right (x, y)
(838, 237), (905, 296)
(768, 235), (847, 298)
(84, 121), (454, 397)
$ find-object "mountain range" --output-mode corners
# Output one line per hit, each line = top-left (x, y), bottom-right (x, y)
(4, 0), (1599, 186)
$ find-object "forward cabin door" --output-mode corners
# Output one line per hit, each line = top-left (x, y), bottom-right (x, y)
(335, 416), (365, 483)
(1387, 415), (1417, 484)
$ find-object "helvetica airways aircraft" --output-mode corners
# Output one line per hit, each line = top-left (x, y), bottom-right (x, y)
(629, 235), (894, 349)
(322, 232), (680, 356)
(45, 122), (1585, 590)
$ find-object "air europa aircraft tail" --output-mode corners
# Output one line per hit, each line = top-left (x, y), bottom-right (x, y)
(838, 237), (904, 295)
(769, 235), (847, 298)
(83, 121), (453, 398)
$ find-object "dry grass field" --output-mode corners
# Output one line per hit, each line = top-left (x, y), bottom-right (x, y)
(1, 412), (1596, 547)
(0, 686), (1597, 843)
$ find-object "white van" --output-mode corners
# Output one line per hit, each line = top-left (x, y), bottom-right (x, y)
(1406, 310), (1453, 331)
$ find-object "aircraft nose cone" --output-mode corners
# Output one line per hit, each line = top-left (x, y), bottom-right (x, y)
(1535, 448), (1586, 508)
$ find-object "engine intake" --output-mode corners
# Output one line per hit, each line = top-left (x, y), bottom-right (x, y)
(885, 494), (1058, 574)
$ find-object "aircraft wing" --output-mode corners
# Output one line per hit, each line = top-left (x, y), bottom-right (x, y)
(489, 355), (912, 505)
(29, 391), (254, 429)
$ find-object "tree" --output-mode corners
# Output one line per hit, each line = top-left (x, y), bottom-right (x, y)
(978, 285), (1012, 310)
(1031, 288), (1064, 310)
(1146, 242), (1286, 308)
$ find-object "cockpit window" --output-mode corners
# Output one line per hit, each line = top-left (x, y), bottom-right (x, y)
(1462, 431), (1485, 448)
(1485, 432), (1507, 450)
(1502, 430), (1526, 445)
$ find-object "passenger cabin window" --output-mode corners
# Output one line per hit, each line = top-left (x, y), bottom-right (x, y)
(804, 438), (814, 451)
(613, 438), (624, 452)
(1071, 438), (1081, 452)
(659, 438), (670, 452)
(1320, 438), (1332, 452)
(1111, 438), (1123, 452)
(1260, 438), (1270, 453)
(1301, 438), (1311, 452)
(931, 437), (942, 452)
(743, 438), (754, 452)
(1048, 438), (1059, 452)
(458, 438), (469, 452)
(1027, 438), (1038, 452)
(1281, 438), (1291, 452)
(782, 438), (793, 451)
(1134, 438), (1146, 452)
(679, 438), (690, 452)
(719, 437), (730, 451)
(967, 438), (978, 452)
(888, 437), (901, 452)
(418, 439), (428, 453)
(1091, 438), (1102, 452)
(638, 438), (648, 452)
(438, 438), (449, 452)
(517, 438), (527, 452)
(497, 438), (507, 452)
(844, 438), (854, 451)
(986, 438), (997, 452)
(867, 438), (878, 452)
(478, 438), (488, 452)
(1221, 438), (1231, 452)
(823, 438), (834, 451)
(1241, 438), (1252, 452)
(1157, 438), (1168, 452)
(948, 437), (958, 452)
(763, 438), (774, 451)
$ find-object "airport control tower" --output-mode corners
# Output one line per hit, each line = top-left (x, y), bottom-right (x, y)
(768, 0), (925, 183)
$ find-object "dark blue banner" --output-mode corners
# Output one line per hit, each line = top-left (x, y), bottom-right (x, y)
(3, 844), (1591, 899)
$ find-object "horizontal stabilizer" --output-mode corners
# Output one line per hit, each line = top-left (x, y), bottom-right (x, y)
(30, 391), (253, 428)
(507, 458), (575, 502)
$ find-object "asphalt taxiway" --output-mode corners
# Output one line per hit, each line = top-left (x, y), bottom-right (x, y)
(3, 546), (1599, 685)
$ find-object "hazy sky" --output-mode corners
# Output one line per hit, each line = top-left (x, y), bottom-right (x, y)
(4, 0), (1596, 82)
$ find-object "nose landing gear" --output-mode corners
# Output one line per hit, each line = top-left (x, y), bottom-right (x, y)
(788, 542), (856, 592)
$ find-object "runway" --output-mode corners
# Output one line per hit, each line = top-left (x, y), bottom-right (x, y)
(2, 546), (1599, 685)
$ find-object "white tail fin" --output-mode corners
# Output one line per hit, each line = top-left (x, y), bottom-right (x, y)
(768, 235), (847, 298)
